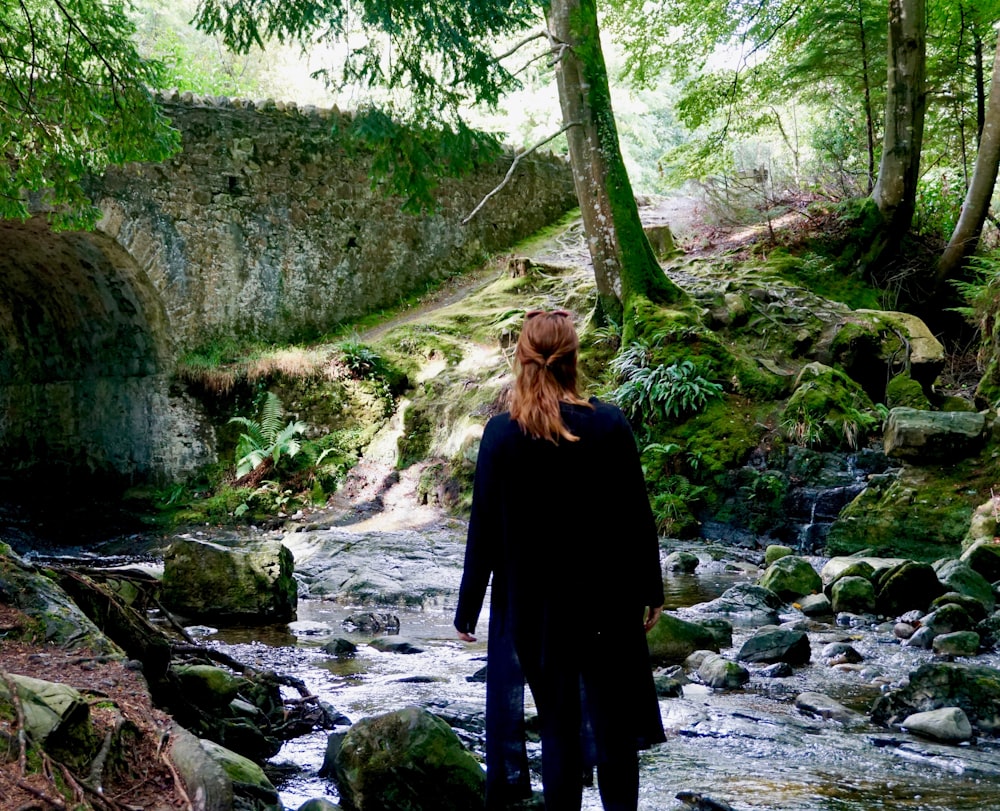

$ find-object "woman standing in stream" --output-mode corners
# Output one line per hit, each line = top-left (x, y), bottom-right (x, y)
(455, 309), (665, 811)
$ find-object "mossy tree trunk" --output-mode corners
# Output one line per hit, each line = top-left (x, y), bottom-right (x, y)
(936, 26), (1000, 287)
(546, 0), (687, 327)
(869, 0), (927, 264)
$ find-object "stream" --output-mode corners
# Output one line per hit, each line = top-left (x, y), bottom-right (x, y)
(152, 529), (1000, 811)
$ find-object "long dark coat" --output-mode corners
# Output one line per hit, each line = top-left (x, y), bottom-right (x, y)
(454, 399), (666, 802)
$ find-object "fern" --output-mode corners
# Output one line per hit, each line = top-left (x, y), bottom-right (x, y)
(229, 392), (308, 478)
(612, 347), (724, 423)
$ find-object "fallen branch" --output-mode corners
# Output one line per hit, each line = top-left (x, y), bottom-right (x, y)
(160, 750), (193, 811)
(462, 122), (581, 225)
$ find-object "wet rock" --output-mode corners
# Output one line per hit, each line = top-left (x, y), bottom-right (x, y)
(961, 540), (1000, 583)
(201, 739), (282, 811)
(684, 650), (715, 670)
(794, 692), (865, 725)
(647, 613), (720, 665)
(759, 662), (794, 677)
(676, 790), (736, 810)
(698, 617), (734, 649)
(901, 707), (973, 743)
(930, 592), (988, 622)
(821, 642), (863, 664)
(903, 626), (936, 649)
(923, 603), (974, 635)
(343, 613), (400, 634)
(664, 551), (700, 572)
(823, 560), (876, 595)
(298, 800), (343, 811)
(931, 631), (980, 656)
(798, 593), (832, 616)
(162, 537), (297, 624)
(654, 674), (685, 698)
(894, 622), (916, 640)
(830, 576), (876, 614)
(934, 559), (995, 613)
(369, 637), (424, 654)
(821, 556), (903, 586)
(758, 555), (822, 600)
(764, 545), (793, 566)
(690, 583), (782, 627)
(323, 638), (358, 657)
(882, 408), (986, 462)
(736, 628), (811, 665)
(697, 654), (750, 689)
(173, 664), (248, 708)
(326, 706), (486, 811)
(871, 662), (1000, 733)
(874, 561), (945, 616)
(977, 610), (1000, 650)
(899, 609), (925, 624)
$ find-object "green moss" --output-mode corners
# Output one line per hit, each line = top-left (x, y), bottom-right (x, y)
(763, 247), (881, 310)
(886, 373), (931, 410)
(826, 466), (980, 560)
(781, 363), (881, 451)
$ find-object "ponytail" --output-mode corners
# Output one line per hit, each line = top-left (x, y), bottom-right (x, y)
(509, 310), (591, 443)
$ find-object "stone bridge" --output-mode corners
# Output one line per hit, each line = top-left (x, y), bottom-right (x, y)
(0, 95), (575, 488)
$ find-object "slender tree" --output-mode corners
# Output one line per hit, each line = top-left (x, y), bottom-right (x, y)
(870, 0), (927, 258)
(937, 27), (1000, 284)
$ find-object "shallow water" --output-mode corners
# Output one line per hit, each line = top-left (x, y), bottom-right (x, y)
(196, 563), (1000, 811)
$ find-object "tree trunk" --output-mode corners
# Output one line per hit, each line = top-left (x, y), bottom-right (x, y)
(857, 0), (877, 193)
(936, 27), (1000, 285)
(975, 28), (986, 143)
(870, 0), (927, 247)
(546, 0), (686, 325)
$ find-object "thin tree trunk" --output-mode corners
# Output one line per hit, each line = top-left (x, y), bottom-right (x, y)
(937, 27), (1000, 285)
(975, 29), (986, 143)
(546, 0), (686, 326)
(858, 0), (877, 193)
(871, 0), (927, 246)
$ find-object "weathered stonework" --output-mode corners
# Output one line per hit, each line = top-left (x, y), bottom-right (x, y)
(0, 96), (575, 483)
(94, 94), (576, 350)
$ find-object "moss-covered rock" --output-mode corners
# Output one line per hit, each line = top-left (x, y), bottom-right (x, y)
(961, 540), (1000, 581)
(781, 362), (880, 451)
(329, 706), (486, 811)
(871, 662), (1000, 732)
(874, 561), (945, 616)
(883, 408), (987, 462)
(758, 555), (822, 600)
(885, 373), (931, 410)
(830, 576), (876, 614)
(826, 466), (977, 560)
(934, 559), (995, 613)
(646, 613), (721, 665)
(161, 538), (297, 624)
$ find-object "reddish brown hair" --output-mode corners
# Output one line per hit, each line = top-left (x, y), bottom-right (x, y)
(509, 309), (592, 443)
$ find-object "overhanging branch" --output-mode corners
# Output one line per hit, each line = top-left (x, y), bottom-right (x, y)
(462, 122), (580, 225)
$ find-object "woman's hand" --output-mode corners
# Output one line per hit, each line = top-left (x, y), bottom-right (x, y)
(457, 630), (477, 643)
(643, 605), (662, 633)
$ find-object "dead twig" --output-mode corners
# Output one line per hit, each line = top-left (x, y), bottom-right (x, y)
(2, 671), (29, 776)
(462, 122), (581, 225)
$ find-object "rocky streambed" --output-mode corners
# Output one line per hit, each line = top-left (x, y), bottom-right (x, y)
(158, 523), (1000, 811)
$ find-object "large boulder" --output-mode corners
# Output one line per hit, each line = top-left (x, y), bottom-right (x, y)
(758, 555), (822, 600)
(830, 576), (876, 615)
(826, 309), (944, 400)
(961, 540), (1000, 583)
(326, 706), (485, 811)
(871, 662), (1000, 734)
(882, 408), (986, 463)
(874, 561), (945, 616)
(933, 558), (995, 613)
(780, 363), (879, 452)
(901, 707), (973, 743)
(647, 613), (721, 665)
(697, 654), (750, 689)
(162, 537), (297, 623)
(736, 628), (811, 666)
(689, 584), (782, 627)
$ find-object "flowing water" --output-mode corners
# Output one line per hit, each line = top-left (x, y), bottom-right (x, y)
(185, 557), (1000, 811)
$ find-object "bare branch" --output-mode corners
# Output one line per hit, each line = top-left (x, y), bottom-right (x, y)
(462, 122), (581, 225)
(494, 30), (548, 62)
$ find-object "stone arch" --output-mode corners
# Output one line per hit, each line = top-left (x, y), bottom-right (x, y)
(0, 217), (213, 489)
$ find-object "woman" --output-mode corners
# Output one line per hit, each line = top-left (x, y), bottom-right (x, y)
(455, 309), (665, 811)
